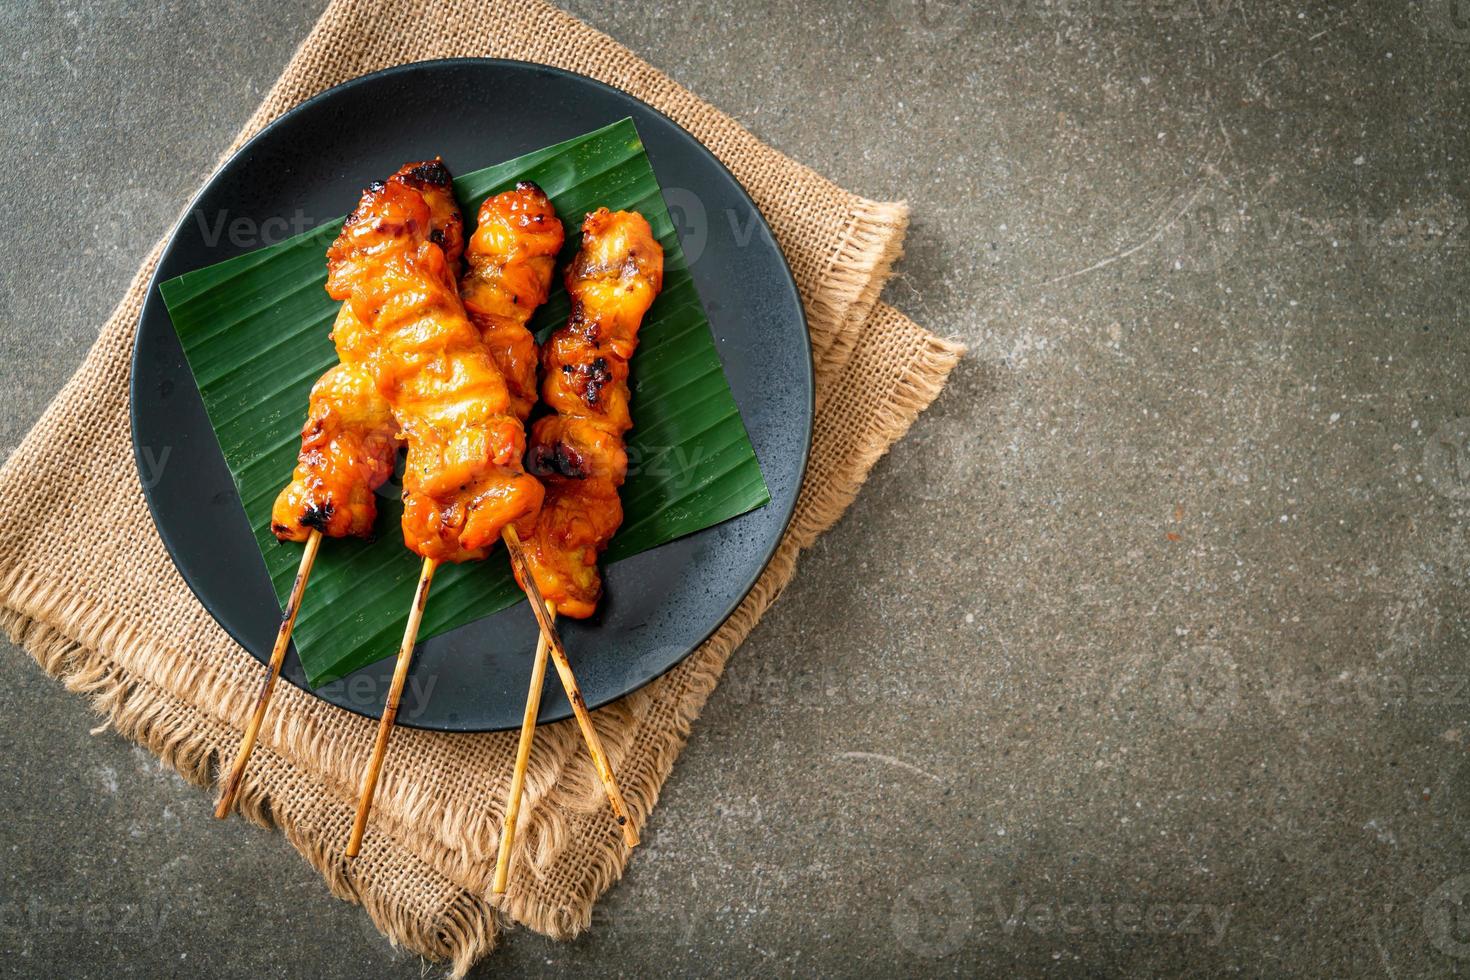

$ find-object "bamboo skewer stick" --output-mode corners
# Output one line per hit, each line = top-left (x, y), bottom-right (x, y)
(345, 556), (439, 859)
(215, 528), (323, 819)
(501, 525), (639, 848)
(492, 601), (556, 895)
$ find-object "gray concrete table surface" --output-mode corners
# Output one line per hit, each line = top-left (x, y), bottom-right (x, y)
(2, 0), (1467, 976)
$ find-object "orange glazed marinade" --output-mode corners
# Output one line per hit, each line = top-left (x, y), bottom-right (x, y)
(514, 208), (664, 618)
(460, 181), (565, 421)
(323, 160), (543, 562)
(270, 162), (466, 543)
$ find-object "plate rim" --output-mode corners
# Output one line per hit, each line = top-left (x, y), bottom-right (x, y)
(129, 56), (814, 731)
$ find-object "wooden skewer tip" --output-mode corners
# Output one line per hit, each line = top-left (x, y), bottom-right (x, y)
(501, 527), (639, 849)
(345, 556), (438, 859)
(215, 528), (322, 820)
(492, 602), (555, 896)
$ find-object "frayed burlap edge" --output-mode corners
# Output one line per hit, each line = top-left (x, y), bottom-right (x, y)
(0, 0), (962, 968)
(0, 602), (497, 974)
(810, 198), (911, 406)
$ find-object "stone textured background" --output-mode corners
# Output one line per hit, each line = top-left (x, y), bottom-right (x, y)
(2, 1), (1468, 975)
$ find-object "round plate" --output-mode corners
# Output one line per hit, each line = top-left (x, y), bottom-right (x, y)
(130, 59), (811, 732)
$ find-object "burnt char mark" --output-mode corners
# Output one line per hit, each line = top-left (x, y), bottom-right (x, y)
(280, 584), (301, 623)
(430, 228), (446, 247)
(403, 159), (452, 188)
(565, 301), (602, 344)
(583, 357), (612, 406)
(300, 502), (334, 532)
(529, 441), (589, 480)
(558, 354), (613, 408)
(271, 522), (294, 538)
(219, 769), (243, 801)
(346, 181), (388, 225)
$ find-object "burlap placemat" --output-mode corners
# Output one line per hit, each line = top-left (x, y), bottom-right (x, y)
(0, 0), (963, 971)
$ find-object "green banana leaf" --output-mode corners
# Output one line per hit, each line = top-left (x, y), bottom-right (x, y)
(159, 118), (769, 686)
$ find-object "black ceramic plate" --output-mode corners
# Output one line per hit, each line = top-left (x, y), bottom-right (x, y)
(131, 59), (811, 732)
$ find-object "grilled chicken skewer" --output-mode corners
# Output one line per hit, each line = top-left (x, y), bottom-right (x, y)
(271, 161), (467, 542)
(496, 209), (664, 889)
(214, 171), (465, 820)
(518, 209), (664, 619)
